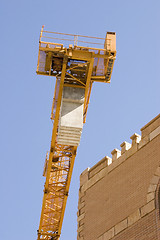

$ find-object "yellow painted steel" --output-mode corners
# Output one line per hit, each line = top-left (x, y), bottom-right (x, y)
(36, 26), (116, 240)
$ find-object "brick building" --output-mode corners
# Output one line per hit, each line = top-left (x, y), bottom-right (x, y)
(77, 114), (160, 240)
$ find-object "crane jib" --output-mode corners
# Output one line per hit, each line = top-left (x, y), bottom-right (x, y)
(36, 26), (116, 240)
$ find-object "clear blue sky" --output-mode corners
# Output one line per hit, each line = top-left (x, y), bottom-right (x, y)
(0, 1), (159, 240)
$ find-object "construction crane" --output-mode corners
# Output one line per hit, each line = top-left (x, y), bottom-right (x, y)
(36, 26), (116, 240)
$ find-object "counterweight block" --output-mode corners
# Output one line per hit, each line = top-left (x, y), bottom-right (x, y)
(58, 86), (85, 146)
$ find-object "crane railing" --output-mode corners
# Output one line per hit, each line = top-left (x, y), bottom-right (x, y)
(39, 26), (112, 52)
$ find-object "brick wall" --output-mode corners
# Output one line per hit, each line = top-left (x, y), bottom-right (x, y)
(77, 114), (160, 240)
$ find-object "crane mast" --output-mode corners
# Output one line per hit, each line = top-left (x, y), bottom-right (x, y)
(36, 26), (116, 240)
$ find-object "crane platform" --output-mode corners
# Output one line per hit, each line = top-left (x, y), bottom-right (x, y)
(36, 26), (116, 240)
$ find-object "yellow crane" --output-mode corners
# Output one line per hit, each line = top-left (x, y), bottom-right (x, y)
(36, 26), (116, 240)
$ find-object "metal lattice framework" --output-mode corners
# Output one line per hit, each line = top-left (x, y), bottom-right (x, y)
(36, 26), (116, 240)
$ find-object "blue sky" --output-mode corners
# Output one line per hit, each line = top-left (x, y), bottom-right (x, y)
(0, 1), (159, 240)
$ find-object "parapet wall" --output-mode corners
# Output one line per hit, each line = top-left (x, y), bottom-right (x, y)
(77, 114), (160, 240)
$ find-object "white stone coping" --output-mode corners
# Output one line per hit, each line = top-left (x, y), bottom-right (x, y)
(80, 125), (160, 190)
(141, 114), (160, 131)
